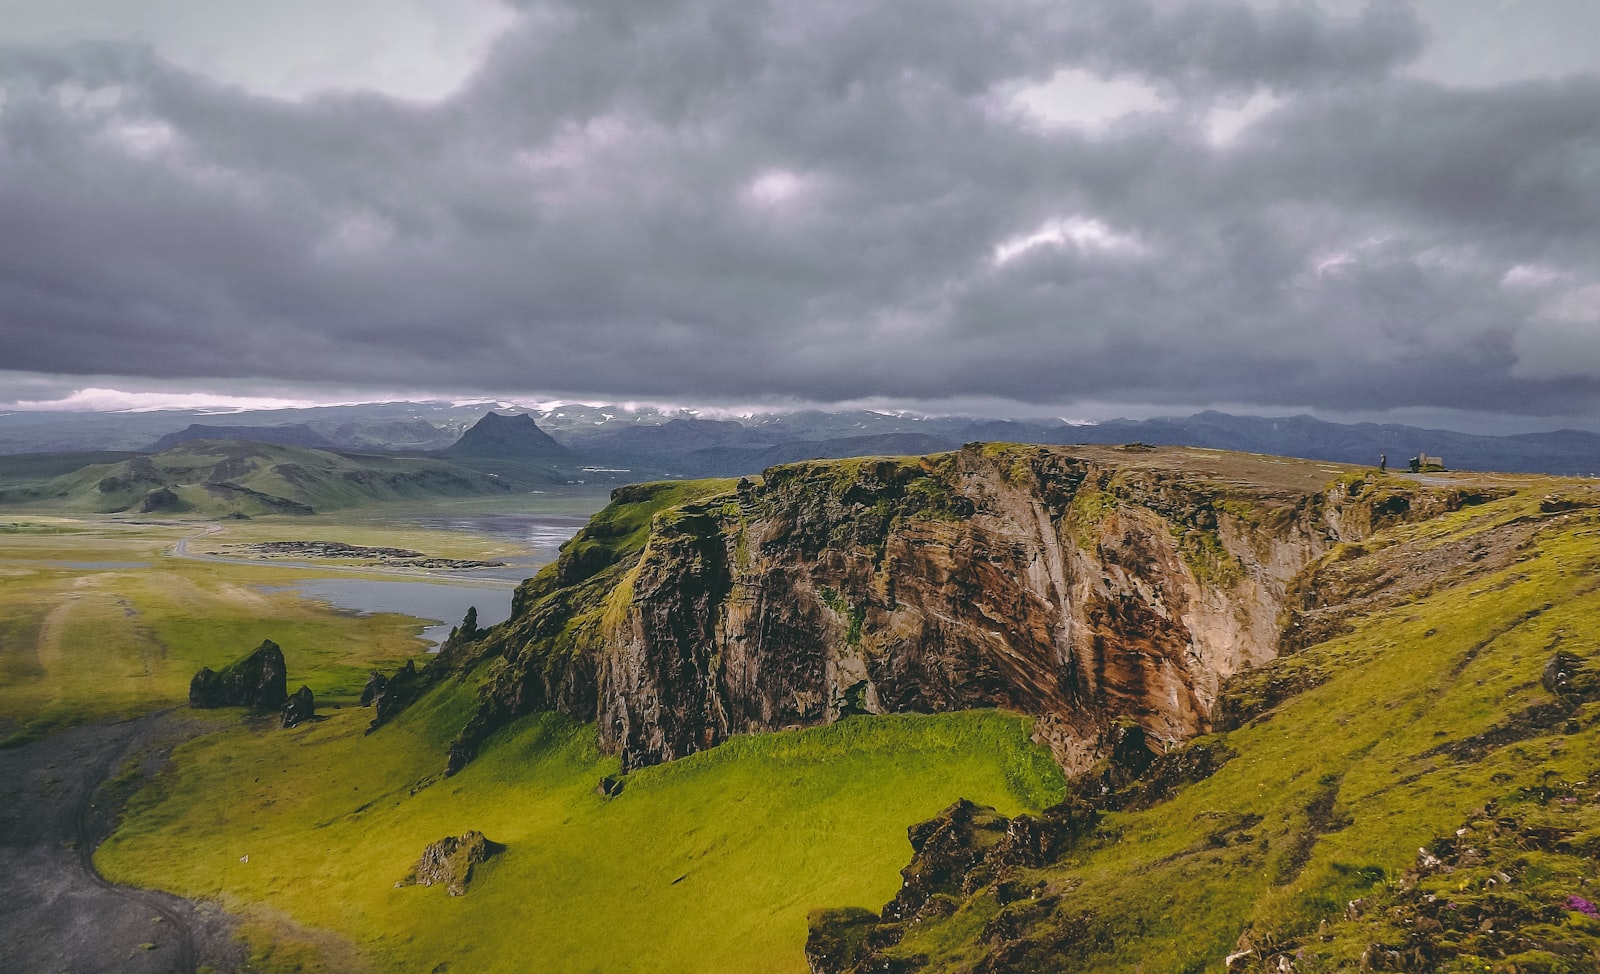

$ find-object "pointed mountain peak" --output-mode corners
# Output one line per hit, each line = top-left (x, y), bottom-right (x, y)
(444, 411), (571, 460)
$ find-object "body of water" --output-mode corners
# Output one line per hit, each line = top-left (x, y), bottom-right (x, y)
(266, 512), (590, 649)
(278, 579), (514, 651)
(405, 513), (590, 581)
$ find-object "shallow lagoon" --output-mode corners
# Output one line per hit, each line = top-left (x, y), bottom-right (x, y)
(404, 513), (590, 581)
(281, 578), (515, 651)
(272, 511), (589, 649)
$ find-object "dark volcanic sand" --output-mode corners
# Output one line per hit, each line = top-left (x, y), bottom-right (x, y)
(0, 713), (246, 974)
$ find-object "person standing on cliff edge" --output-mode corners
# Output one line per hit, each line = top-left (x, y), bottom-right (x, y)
(1379, 453), (1387, 473)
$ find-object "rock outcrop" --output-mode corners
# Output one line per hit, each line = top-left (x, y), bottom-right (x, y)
(359, 669), (388, 707)
(188, 639), (289, 711)
(806, 795), (1102, 974)
(398, 831), (502, 896)
(366, 659), (423, 732)
(280, 685), (315, 727)
(435, 445), (1466, 776)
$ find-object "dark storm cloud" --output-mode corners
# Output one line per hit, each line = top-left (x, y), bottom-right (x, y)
(1, 0), (1597, 417)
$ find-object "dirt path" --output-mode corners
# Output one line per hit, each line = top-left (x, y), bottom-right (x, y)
(0, 712), (244, 973)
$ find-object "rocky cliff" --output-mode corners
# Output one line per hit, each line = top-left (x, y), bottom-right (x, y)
(430, 443), (1480, 776)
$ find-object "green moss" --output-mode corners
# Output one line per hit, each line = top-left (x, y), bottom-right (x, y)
(820, 586), (867, 648)
(1067, 489), (1119, 548)
(1170, 523), (1242, 586)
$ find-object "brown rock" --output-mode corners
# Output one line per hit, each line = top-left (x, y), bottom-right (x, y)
(399, 831), (502, 896)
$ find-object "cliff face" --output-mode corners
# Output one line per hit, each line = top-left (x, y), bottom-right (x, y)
(598, 446), (1332, 774)
(443, 444), (1449, 775)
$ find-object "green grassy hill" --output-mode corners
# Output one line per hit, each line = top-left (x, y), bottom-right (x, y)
(0, 440), (527, 516)
(810, 476), (1600, 972)
(78, 450), (1600, 971)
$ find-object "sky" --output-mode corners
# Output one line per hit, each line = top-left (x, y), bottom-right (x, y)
(0, 0), (1597, 430)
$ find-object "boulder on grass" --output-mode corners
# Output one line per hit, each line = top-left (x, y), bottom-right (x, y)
(189, 639), (288, 711)
(280, 685), (315, 728)
(398, 831), (503, 896)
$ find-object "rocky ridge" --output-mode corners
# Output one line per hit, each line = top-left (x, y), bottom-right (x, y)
(422, 444), (1483, 777)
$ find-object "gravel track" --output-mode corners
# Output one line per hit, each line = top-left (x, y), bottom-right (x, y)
(0, 712), (244, 974)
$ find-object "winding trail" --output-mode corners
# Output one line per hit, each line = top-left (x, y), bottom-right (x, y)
(70, 713), (198, 974)
(0, 712), (241, 973)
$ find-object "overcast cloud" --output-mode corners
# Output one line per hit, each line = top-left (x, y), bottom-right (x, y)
(1, 0), (1598, 423)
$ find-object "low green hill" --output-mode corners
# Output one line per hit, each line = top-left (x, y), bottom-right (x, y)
(0, 440), (524, 516)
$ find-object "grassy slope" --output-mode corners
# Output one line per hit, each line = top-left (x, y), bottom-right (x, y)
(871, 478), (1600, 972)
(100, 699), (1065, 974)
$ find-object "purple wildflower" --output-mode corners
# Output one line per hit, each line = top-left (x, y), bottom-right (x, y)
(1565, 895), (1599, 917)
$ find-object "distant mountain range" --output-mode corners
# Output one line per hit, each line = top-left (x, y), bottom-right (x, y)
(0, 440), (521, 516)
(1, 403), (1598, 480)
(559, 410), (1600, 478)
(148, 423), (339, 452)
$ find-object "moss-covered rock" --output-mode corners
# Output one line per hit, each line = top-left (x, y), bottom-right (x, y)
(399, 831), (503, 896)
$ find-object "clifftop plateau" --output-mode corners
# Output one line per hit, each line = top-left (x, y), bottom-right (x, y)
(421, 443), (1494, 778)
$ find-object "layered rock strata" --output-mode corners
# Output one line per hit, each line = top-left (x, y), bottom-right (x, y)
(437, 444), (1451, 774)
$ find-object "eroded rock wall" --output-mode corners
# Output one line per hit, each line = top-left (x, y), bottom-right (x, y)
(447, 444), (1385, 774)
(593, 447), (1335, 772)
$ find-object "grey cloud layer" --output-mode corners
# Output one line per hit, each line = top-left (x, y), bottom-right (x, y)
(1, 0), (1597, 416)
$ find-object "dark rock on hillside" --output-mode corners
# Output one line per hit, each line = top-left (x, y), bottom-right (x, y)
(188, 639), (288, 711)
(1081, 738), (1235, 813)
(280, 685), (315, 727)
(139, 486), (186, 513)
(595, 775), (625, 798)
(366, 660), (423, 731)
(399, 831), (503, 896)
(437, 607), (485, 658)
(1541, 650), (1600, 702)
(807, 796), (1100, 973)
(804, 909), (880, 974)
(443, 411), (571, 461)
(359, 670), (388, 707)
